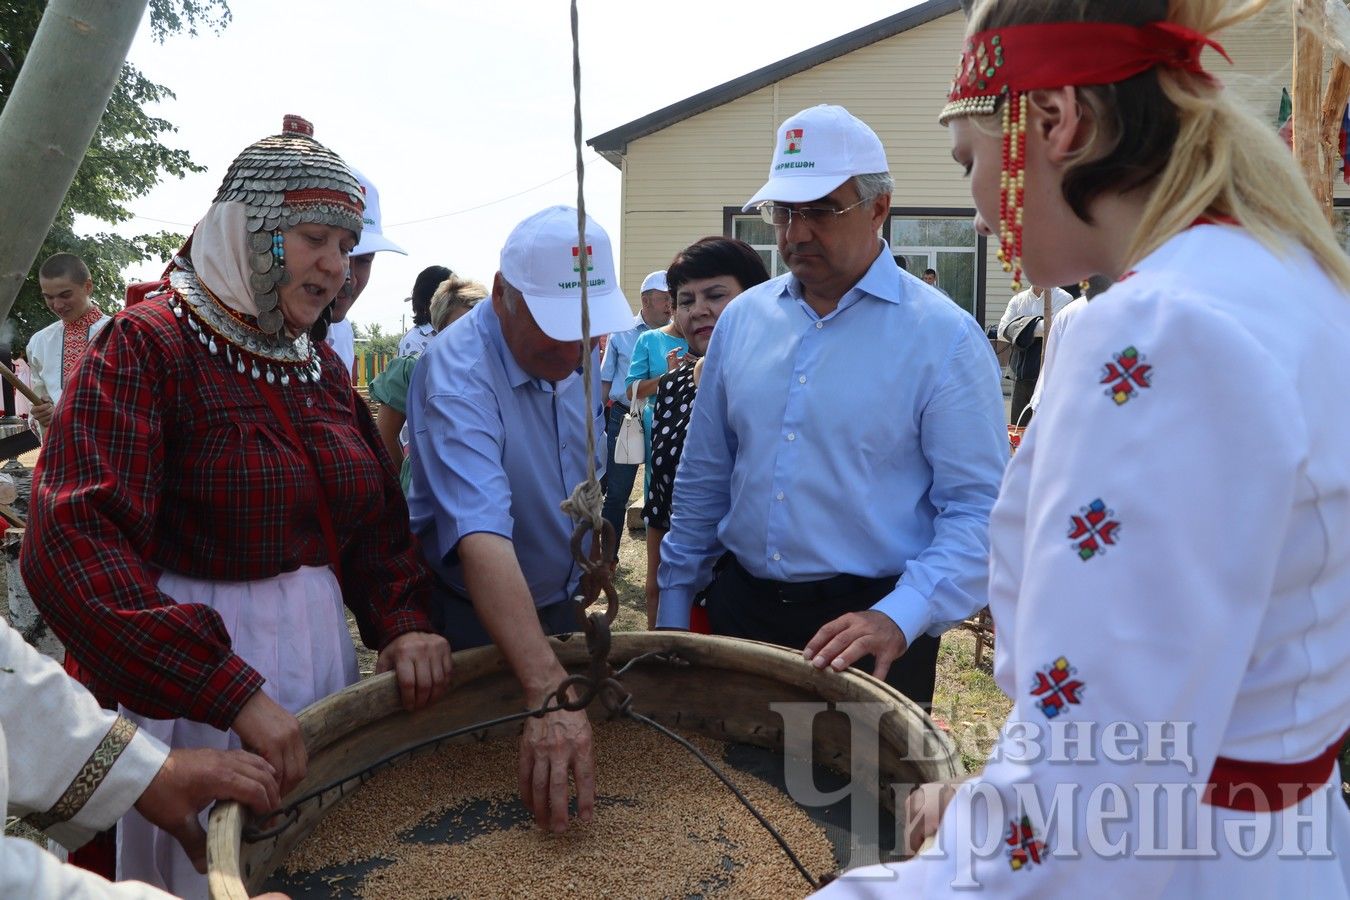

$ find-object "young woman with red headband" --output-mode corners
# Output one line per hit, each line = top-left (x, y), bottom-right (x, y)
(819, 1), (1350, 895)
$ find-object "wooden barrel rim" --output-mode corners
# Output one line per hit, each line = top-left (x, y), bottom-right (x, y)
(208, 631), (959, 899)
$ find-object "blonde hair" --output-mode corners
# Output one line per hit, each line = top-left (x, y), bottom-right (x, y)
(969, 0), (1350, 291)
(430, 275), (487, 331)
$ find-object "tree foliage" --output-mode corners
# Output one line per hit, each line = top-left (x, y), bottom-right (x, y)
(352, 321), (400, 358)
(0, 1), (230, 346)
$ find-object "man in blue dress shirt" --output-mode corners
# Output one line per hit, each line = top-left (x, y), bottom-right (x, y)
(657, 105), (1007, 708)
(405, 205), (632, 833)
(598, 269), (671, 563)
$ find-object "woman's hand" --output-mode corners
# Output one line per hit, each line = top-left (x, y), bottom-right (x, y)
(377, 631), (452, 711)
(903, 777), (968, 853)
(231, 690), (306, 796)
(665, 347), (692, 372)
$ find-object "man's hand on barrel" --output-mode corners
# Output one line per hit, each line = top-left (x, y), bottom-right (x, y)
(519, 695), (595, 833)
(802, 610), (908, 681)
(376, 631), (453, 711)
(133, 747), (280, 874)
(231, 689), (307, 797)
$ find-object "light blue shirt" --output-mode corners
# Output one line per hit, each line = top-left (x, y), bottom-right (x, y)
(600, 315), (649, 404)
(405, 300), (606, 608)
(657, 245), (1006, 641)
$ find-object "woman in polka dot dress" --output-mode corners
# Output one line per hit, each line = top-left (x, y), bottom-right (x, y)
(643, 238), (768, 628)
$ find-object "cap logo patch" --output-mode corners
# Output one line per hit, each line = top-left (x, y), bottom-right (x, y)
(572, 244), (594, 273)
(784, 128), (804, 155)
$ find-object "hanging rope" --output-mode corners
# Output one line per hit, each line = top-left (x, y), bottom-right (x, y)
(559, 0), (617, 622)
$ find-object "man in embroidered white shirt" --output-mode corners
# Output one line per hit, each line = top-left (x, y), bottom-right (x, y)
(29, 254), (111, 439)
(1, 616), (282, 898)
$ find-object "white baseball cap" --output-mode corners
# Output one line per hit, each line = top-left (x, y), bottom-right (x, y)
(743, 105), (890, 210)
(640, 270), (668, 293)
(499, 205), (631, 342)
(349, 165), (407, 256)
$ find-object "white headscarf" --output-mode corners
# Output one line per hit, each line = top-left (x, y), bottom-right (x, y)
(189, 201), (261, 318)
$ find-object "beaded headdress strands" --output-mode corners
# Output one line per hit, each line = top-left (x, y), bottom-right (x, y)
(937, 21), (1230, 290)
(212, 114), (364, 335)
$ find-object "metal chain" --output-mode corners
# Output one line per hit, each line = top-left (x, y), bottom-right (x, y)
(239, 615), (823, 889)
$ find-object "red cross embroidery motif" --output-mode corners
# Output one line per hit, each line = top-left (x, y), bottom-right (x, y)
(1068, 498), (1119, 561)
(1101, 346), (1151, 405)
(1007, 816), (1047, 871)
(1030, 656), (1084, 718)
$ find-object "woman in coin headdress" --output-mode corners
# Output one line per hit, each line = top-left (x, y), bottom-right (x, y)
(816, 0), (1350, 895)
(22, 115), (451, 897)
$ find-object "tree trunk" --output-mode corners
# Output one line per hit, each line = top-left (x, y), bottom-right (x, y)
(1293, 0), (1327, 213)
(1319, 60), (1350, 221)
(0, 0), (148, 324)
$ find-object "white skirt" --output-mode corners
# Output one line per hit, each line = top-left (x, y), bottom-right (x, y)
(117, 565), (358, 899)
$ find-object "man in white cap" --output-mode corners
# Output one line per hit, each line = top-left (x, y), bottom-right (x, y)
(658, 105), (1006, 710)
(325, 165), (407, 376)
(405, 205), (632, 834)
(598, 269), (672, 563)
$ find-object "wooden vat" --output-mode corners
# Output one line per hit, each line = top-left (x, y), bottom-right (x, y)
(207, 631), (960, 898)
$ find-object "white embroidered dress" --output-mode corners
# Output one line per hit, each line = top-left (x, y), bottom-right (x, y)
(819, 224), (1350, 897)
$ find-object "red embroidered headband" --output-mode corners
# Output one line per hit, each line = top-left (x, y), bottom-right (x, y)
(938, 21), (1229, 290)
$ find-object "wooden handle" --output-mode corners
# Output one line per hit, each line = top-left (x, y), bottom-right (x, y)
(0, 358), (42, 405)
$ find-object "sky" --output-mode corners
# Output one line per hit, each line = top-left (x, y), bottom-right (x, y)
(105, 0), (926, 338)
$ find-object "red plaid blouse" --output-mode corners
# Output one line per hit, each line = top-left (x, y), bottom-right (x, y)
(22, 296), (436, 730)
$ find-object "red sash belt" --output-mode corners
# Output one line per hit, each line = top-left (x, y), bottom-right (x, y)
(1204, 731), (1347, 812)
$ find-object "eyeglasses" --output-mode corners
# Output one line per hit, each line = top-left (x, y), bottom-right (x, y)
(758, 197), (869, 227)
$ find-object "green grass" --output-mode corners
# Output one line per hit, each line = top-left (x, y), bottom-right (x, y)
(931, 629), (1012, 775)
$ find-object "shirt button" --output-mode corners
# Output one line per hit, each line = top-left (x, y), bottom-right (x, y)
(305, 397), (314, 409)
(776, 491), (785, 501)
(798, 375), (807, 384)
(786, 432), (796, 441)
(815, 321), (824, 330)
(772, 552), (782, 561)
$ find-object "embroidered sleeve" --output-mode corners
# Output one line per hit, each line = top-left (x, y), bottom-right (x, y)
(21, 718), (137, 831)
(818, 285), (1308, 895)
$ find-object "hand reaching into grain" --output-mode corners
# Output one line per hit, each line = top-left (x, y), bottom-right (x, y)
(519, 703), (595, 832)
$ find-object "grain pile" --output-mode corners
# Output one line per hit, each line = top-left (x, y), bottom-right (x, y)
(281, 720), (837, 898)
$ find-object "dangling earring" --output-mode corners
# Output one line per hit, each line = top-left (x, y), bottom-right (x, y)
(272, 230), (286, 267)
(309, 299), (334, 343)
(997, 91), (1028, 292)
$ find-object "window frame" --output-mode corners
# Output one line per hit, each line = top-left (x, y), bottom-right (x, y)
(724, 204), (988, 322)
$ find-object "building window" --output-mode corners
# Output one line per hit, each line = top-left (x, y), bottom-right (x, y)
(729, 215), (788, 277)
(890, 215), (979, 315)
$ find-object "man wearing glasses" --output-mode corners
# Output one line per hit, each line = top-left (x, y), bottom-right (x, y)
(656, 105), (1006, 710)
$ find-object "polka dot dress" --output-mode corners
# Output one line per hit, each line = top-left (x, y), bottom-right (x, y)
(644, 363), (698, 530)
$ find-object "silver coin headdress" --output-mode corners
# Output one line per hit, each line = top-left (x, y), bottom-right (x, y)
(213, 114), (364, 334)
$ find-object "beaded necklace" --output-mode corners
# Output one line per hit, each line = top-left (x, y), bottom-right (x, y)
(167, 265), (323, 386)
